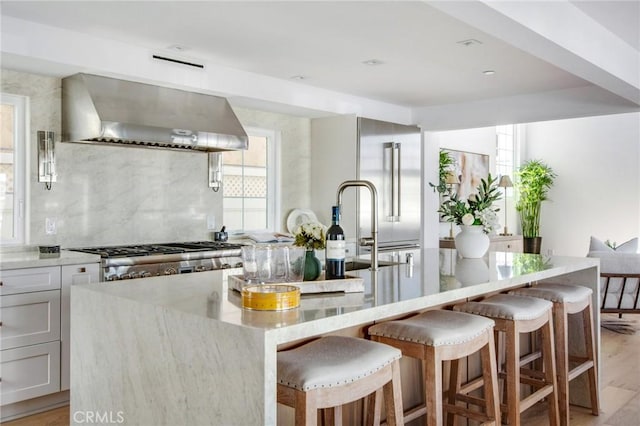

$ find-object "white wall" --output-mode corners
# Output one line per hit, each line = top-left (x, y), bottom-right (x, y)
(523, 112), (640, 256)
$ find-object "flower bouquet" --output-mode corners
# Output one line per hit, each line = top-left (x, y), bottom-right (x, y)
(438, 174), (502, 234)
(293, 222), (326, 250)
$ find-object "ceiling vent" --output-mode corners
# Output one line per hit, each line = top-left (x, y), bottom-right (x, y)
(152, 54), (205, 69)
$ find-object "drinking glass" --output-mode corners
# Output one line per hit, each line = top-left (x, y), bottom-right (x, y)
(271, 246), (290, 283)
(241, 245), (258, 283)
(255, 245), (272, 283)
(286, 246), (306, 282)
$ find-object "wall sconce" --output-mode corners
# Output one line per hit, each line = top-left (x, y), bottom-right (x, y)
(208, 152), (223, 192)
(498, 175), (513, 235)
(37, 130), (57, 190)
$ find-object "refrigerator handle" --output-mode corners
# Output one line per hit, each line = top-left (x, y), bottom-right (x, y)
(384, 142), (401, 222)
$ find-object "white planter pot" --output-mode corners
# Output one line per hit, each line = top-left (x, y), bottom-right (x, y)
(454, 225), (490, 258)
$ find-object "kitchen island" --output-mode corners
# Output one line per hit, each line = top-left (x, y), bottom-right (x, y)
(70, 249), (599, 425)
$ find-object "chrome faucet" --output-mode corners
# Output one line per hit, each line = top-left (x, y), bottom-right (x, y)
(336, 180), (379, 271)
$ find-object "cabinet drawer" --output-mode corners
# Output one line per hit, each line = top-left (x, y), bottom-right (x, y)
(1, 290), (61, 350)
(1, 341), (61, 405)
(0, 267), (61, 295)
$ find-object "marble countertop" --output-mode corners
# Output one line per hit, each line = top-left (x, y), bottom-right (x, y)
(0, 248), (101, 269)
(73, 249), (599, 344)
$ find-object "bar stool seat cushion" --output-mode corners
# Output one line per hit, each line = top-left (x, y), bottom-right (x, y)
(510, 283), (592, 304)
(454, 294), (552, 320)
(368, 310), (494, 347)
(277, 336), (401, 392)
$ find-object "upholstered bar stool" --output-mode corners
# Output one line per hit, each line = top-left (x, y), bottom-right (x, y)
(277, 335), (403, 426)
(454, 294), (560, 426)
(368, 310), (501, 426)
(510, 283), (599, 425)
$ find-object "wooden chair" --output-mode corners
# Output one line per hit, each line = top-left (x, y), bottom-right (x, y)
(510, 283), (599, 426)
(277, 335), (403, 426)
(368, 309), (501, 426)
(454, 294), (560, 426)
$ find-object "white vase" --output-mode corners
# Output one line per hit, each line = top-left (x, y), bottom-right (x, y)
(454, 225), (490, 258)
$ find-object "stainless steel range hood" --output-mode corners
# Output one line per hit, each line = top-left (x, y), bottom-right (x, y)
(62, 73), (248, 152)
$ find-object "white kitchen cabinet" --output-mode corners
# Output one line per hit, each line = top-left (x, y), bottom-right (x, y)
(0, 290), (61, 350)
(0, 341), (61, 405)
(0, 260), (99, 407)
(60, 263), (100, 390)
(0, 266), (61, 295)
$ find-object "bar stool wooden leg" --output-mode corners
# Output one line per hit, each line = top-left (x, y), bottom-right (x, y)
(542, 310), (560, 426)
(425, 346), (444, 426)
(504, 320), (521, 426)
(481, 330), (501, 425)
(583, 303), (600, 416)
(554, 300), (570, 425)
(446, 359), (462, 426)
(383, 360), (404, 426)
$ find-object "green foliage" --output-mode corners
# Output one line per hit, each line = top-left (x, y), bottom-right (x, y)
(429, 150), (455, 194)
(438, 174), (502, 233)
(515, 160), (556, 238)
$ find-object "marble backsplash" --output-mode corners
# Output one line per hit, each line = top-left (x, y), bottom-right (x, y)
(1, 69), (311, 248)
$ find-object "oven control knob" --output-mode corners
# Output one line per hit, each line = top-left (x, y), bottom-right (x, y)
(140, 271), (152, 278)
(120, 273), (131, 280)
(194, 265), (206, 272)
(221, 263), (230, 269)
(128, 273), (138, 279)
(164, 267), (177, 275)
(234, 262), (243, 268)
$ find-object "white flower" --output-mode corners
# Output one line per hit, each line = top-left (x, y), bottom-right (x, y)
(461, 213), (475, 226)
(468, 193), (477, 202)
(476, 208), (500, 234)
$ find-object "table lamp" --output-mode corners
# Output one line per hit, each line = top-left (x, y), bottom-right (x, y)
(498, 175), (513, 236)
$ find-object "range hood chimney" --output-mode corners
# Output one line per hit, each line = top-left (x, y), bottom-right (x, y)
(62, 73), (248, 152)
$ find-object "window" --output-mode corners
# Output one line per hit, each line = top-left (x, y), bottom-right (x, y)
(496, 124), (518, 181)
(0, 93), (26, 245)
(222, 128), (279, 233)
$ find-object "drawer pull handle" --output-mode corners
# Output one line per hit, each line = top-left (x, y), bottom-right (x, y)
(78, 267), (86, 273)
(0, 281), (3, 286)
(0, 321), (2, 326)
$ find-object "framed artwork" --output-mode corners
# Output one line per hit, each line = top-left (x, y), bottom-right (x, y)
(443, 149), (490, 201)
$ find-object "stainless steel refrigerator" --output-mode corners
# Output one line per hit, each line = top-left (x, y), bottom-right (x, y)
(357, 117), (422, 253)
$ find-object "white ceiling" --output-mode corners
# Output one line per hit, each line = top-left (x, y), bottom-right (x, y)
(1, 0), (639, 124)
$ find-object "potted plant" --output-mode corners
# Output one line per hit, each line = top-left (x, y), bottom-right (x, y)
(430, 149), (455, 195)
(514, 159), (556, 254)
(437, 174), (502, 258)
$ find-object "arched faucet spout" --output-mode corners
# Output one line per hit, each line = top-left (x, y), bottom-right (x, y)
(336, 180), (378, 271)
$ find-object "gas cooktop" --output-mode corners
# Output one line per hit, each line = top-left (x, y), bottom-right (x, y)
(69, 241), (243, 258)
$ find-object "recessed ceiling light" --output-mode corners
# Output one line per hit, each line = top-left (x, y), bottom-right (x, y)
(483, 70), (496, 75)
(457, 39), (482, 47)
(362, 59), (384, 66)
(167, 44), (188, 52)
(290, 75), (306, 80)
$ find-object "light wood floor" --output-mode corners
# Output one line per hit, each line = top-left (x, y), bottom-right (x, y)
(3, 314), (638, 426)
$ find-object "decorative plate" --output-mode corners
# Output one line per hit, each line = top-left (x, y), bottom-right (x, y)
(286, 208), (319, 234)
